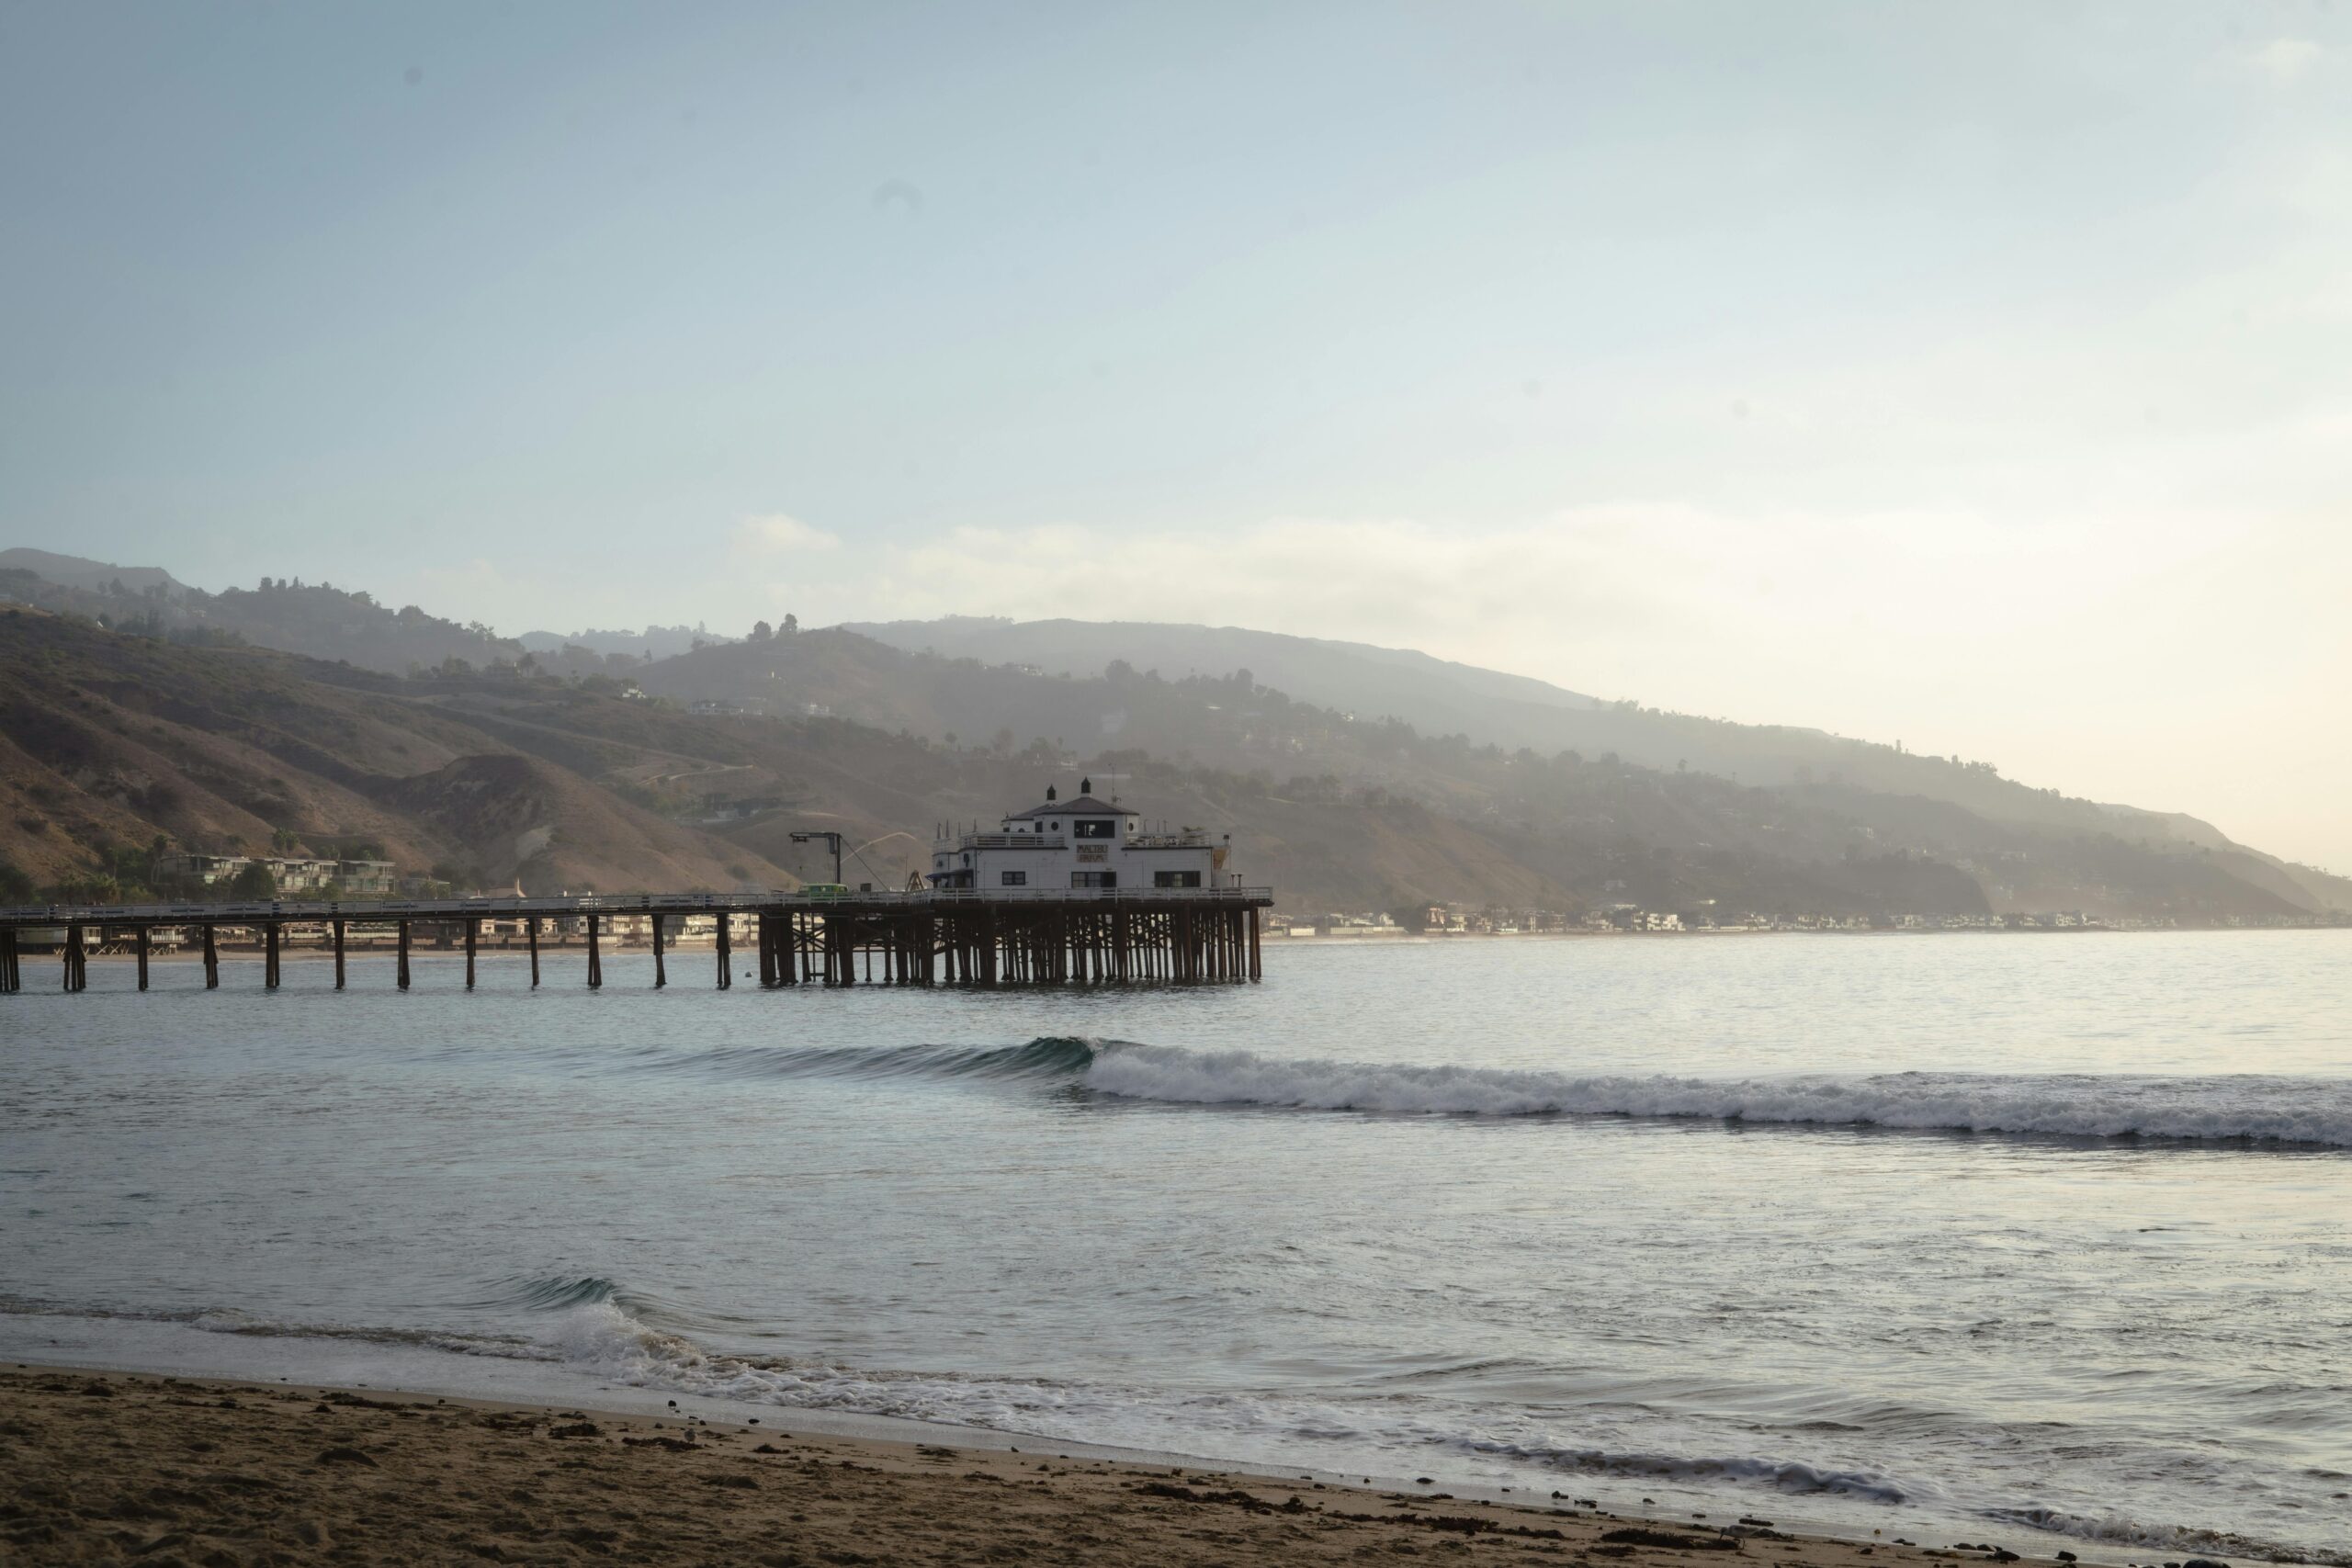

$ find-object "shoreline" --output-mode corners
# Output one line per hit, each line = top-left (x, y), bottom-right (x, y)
(0, 1362), (2086, 1568)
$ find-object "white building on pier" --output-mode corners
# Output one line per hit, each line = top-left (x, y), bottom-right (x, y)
(929, 781), (1231, 892)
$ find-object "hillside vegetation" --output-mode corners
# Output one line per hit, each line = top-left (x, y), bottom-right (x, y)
(632, 626), (2347, 923)
(3, 599), (2343, 926)
(843, 618), (2255, 853)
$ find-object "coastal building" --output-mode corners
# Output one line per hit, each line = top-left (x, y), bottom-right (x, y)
(153, 852), (398, 897)
(929, 780), (1230, 892)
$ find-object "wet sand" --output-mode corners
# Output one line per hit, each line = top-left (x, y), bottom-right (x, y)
(0, 1365), (2059, 1568)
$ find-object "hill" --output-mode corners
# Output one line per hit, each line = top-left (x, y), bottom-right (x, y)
(0, 609), (789, 898)
(604, 623), (2342, 923)
(3, 582), (2344, 926)
(840, 615), (2352, 913)
(0, 548), (187, 596)
(0, 550), (614, 678)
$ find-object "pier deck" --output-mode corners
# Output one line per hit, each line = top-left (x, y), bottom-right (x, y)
(0, 887), (1272, 992)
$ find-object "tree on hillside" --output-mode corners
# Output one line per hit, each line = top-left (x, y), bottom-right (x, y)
(229, 862), (276, 900)
(51, 873), (123, 904)
(752, 620), (774, 641)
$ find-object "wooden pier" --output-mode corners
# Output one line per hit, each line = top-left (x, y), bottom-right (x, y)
(0, 887), (1271, 994)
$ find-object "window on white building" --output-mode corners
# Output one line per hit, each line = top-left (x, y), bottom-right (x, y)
(1154, 870), (1202, 888)
(1000, 870), (1027, 886)
(1073, 818), (1116, 840)
(1070, 871), (1116, 888)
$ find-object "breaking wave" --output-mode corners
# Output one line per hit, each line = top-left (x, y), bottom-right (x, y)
(1981, 1506), (2352, 1567)
(455, 1274), (622, 1312)
(541, 1296), (1931, 1506)
(1443, 1436), (1910, 1505)
(656, 1036), (2352, 1148)
(14, 1286), (2348, 1564)
(1080, 1045), (2352, 1146)
(630, 1035), (1102, 1083)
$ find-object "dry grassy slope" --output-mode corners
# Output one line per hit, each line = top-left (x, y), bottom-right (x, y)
(0, 611), (790, 893)
(381, 660), (2321, 919)
(635, 629), (2332, 920)
(699, 756), (1576, 910)
(382, 754), (783, 894)
(636, 632), (947, 731)
(0, 616), (458, 879)
(1, 611), (2333, 919)
(837, 616), (2218, 844)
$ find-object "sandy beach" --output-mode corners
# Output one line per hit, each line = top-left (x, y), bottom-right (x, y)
(0, 1365), (2033, 1568)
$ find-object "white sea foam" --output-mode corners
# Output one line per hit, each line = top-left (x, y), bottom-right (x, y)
(1082, 1045), (2352, 1146)
(1981, 1506), (2352, 1566)
(544, 1300), (1938, 1513)
(16, 1294), (2348, 1565)
(545, 1300), (1103, 1430)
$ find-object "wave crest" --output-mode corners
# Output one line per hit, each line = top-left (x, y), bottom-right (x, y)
(1982, 1506), (2352, 1567)
(1446, 1436), (1909, 1505)
(634, 1035), (1102, 1083)
(600, 1034), (2352, 1148)
(458, 1274), (621, 1312)
(1080, 1046), (2352, 1147)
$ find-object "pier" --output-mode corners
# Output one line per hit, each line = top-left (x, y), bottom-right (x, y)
(0, 887), (1271, 993)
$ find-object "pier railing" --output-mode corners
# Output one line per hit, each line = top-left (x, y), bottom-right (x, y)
(0, 886), (1273, 929)
(0, 885), (1272, 993)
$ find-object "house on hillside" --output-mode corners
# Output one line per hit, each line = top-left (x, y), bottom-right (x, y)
(153, 852), (396, 897)
(929, 779), (1231, 892)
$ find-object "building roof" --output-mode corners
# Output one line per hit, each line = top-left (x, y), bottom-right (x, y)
(1005, 794), (1129, 820)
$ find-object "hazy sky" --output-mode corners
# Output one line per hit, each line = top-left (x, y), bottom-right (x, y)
(4, 3), (2347, 869)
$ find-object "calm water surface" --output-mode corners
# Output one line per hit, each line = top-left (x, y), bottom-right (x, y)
(4, 931), (2348, 1562)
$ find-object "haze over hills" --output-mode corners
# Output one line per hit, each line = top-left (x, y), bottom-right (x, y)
(843, 616), (2201, 849)
(517, 625), (739, 661)
(631, 623), (2351, 921)
(844, 616), (1607, 718)
(2, 552), (2346, 924)
(0, 548), (187, 597)
(0, 552), (717, 683)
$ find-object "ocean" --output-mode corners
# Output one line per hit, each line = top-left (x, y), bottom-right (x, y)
(4, 931), (2347, 1562)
